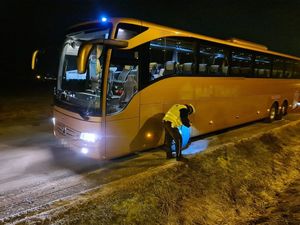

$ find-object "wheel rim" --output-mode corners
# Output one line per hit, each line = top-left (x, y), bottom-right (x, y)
(282, 103), (288, 115)
(270, 107), (276, 120)
(282, 106), (286, 115)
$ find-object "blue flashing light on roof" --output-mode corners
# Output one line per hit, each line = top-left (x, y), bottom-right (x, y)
(100, 16), (108, 22)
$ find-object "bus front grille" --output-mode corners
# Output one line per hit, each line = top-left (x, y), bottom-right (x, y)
(55, 121), (80, 139)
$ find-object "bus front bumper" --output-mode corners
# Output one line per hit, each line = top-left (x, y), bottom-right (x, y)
(53, 108), (105, 160)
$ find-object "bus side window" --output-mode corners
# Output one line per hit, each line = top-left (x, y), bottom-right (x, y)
(149, 38), (172, 80)
(293, 61), (300, 78)
(175, 38), (197, 75)
(230, 50), (253, 77)
(198, 46), (210, 75)
(284, 60), (294, 78)
(199, 45), (229, 76)
(254, 54), (271, 78)
(272, 58), (284, 78)
(149, 37), (196, 81)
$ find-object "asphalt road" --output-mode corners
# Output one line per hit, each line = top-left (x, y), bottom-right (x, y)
(0, 113), (300, 220)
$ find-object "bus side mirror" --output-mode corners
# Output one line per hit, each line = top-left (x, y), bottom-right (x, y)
(31, 50), (39, 70)
(77, 43), (93, 74)
(76, 39), (128, 74)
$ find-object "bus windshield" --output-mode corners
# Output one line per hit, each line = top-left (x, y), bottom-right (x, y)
(56, 28), (110, 118)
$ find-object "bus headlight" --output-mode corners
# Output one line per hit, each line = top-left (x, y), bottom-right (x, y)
(52, 117), (56, 126)
(80, 133), (98, 143)
(81, 147), (89, 154)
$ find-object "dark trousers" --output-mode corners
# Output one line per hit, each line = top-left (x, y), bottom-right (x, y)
(163, 121), (182, 160)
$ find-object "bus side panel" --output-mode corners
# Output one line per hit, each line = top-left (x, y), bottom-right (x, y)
(139, 103), (165, 150)
(105, 118), (139, 158)
(105, 94), (140, 158)
(139, 77), (300, 141)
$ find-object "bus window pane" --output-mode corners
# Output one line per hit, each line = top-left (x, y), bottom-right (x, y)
(149, 38), (172, 80)
(116, 23), (148, 40)
(284, 60), (294, 78)
(170, 38), (196, 75)
(149, 37), (196, 81)
(199, 45), (228, 76)
(230, 50), (253, 77)
(107, 48), (139, 115)
(293, 61), (300, 78)
(272, 58), (284, 78)
(254, 55), (271, 78)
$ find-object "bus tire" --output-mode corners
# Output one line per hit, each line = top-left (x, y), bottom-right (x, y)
(281, 100), (288, 116)
(275, 101), (288, 120)
(266, 103), (278, 123)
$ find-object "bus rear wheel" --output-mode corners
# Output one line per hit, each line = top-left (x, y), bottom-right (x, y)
(281, 101), (288, 116)
(266, 103), (278, 123)
(275, 101), (288, 120)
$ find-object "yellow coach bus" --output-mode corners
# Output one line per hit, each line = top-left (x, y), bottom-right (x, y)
(47, 17), (300, 159)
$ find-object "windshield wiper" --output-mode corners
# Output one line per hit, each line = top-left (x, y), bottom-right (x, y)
(57, 90), (100, 120)
(78, 109), (90, 120)
(78, 95), (98, 120)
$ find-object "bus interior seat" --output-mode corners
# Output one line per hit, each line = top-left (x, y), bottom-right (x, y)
(164, 61), (176, 75)
(116, 66), (131, 82)
(199, 63), (207, 73)
(240, 67), (251, 75)
(258, 69), (265, 76)
(128, 67), (138, 81)
(124, 65), (132, 70)
(277, 70), (283, 76)
(108, 67), (118, 96)
(182, 62), (193, 74)
(158, 68), (165, 76)
(119, 74), (138, 104)
(221, 65), (228, 74)
(209, 65), (219, 74)
(231, 66), (240, 75)
(265, 69), (271, 77)
(177, 63), (183, 73)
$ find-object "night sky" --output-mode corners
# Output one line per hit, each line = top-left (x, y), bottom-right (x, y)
(3, 0), (300, 78)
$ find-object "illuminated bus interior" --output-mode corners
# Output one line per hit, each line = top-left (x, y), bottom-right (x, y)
(146, 37), (300, 83)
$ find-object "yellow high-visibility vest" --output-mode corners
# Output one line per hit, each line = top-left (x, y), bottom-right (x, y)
(163, 104), (187, 128)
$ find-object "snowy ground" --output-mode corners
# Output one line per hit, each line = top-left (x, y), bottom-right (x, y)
(0, 86), (300, 224)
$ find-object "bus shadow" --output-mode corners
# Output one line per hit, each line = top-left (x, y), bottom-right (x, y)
(130, 113), (165, 151)
(48, 143), (106, 174)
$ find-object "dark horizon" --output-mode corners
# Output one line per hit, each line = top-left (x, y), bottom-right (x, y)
(3, 0), (300, 78)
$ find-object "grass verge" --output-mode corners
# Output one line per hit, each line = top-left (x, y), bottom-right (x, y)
(5, 120), (300, 225)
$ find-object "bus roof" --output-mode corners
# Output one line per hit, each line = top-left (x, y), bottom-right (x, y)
(69, 17), (300, 61)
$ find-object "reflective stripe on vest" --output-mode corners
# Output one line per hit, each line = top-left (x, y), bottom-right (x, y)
(163, 104), (187, 128)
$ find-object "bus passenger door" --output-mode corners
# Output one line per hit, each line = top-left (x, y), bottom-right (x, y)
(104, 47), (141, 158)
(105, 95), (140, 158)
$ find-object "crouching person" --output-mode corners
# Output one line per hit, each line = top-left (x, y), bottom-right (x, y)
(162, 104), (195, 161)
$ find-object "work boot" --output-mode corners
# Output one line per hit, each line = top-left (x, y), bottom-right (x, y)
(177, 156), (188, 162)
(166, 150), (173, 159)
(166, 154), (172, 159)
(176, 153), (181, 161)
